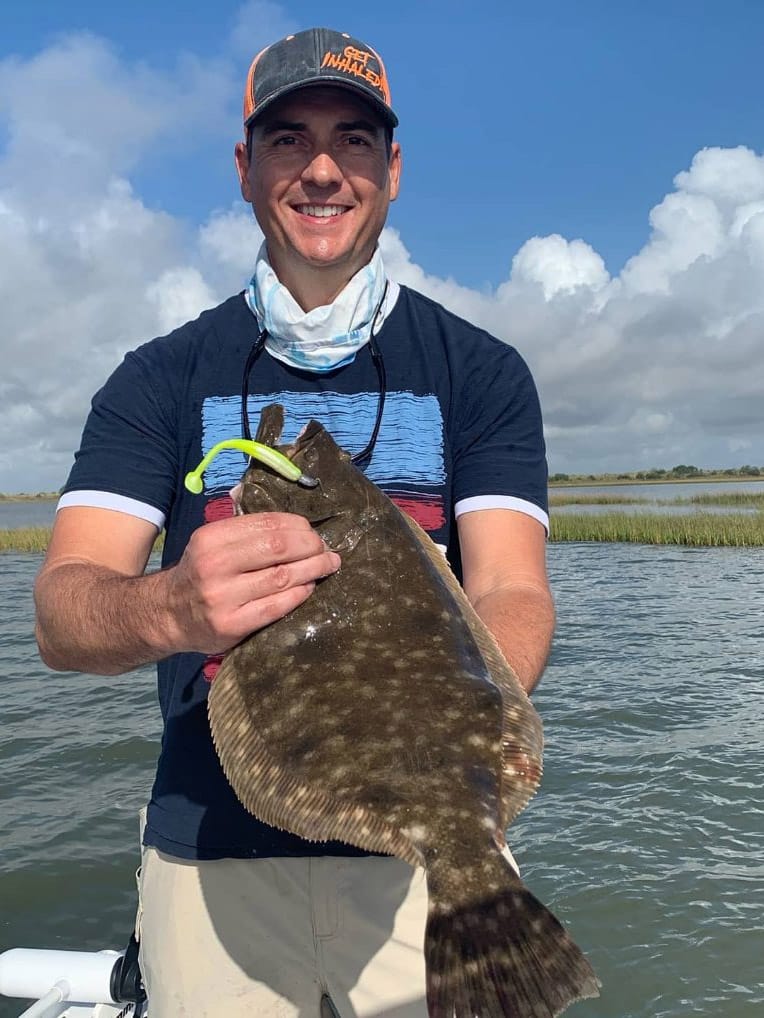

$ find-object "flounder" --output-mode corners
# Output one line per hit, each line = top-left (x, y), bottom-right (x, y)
(208, 405), (600, 1017)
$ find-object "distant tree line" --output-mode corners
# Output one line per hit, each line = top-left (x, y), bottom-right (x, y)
(550, 465), (763, 483)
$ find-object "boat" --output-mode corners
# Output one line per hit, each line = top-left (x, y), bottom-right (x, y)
(0, 934), (147, 1017)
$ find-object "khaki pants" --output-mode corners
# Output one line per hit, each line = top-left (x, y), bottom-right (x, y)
(135, 814), (518, 1018)
(136, 847), (429, 1017)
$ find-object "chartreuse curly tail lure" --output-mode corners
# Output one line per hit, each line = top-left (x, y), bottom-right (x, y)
(184, 439), (318, 494)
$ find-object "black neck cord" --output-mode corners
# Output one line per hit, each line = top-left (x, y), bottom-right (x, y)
(241, 282), (389, 467)
(352, 331), (386, 467)
(240, 328), (268, 444)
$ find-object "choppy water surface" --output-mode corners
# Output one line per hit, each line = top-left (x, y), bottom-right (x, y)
(1, 546), (762, 1017)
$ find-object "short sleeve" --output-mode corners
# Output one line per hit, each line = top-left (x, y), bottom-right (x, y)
(451, 343), (548, 519)
(63, 347), (179, 519)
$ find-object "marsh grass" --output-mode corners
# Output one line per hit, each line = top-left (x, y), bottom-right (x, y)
(0, 529), (165, 554)
(678, 491), (764, 507)
(0, 528), (52, 553)
(551, 492), (764, 508)
(0, 493), (58, 502)
(3, 514), (764, 552)
(551, 511), (764, 546)
(549, 494), (648, 506)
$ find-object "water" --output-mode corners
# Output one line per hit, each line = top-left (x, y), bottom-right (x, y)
(1, 480), (763, 530)
(551, 478), (764, 516)
(0, 502), (57, 529)
(555, 480), (764, 501)
(1, 546), (763, 1017)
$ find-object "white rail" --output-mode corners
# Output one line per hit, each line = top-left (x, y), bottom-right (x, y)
(16, 981), (68, 1018)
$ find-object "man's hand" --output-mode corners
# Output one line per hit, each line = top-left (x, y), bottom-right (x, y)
(164, 513), (341, 653)
(34, 506), (341, 675)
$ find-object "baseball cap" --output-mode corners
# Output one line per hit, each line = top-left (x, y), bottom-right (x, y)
(243, 28), (398, 132)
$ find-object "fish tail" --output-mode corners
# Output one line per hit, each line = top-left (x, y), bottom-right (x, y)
(424, 851), (600, 1018)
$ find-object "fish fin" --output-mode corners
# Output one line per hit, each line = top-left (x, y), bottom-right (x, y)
(208, 656), (423, 867)
(497, 692), (544, 830)
(254, 404), (285, 445)
(397, 510), (544, 829)
(425, 852), (600, 1017)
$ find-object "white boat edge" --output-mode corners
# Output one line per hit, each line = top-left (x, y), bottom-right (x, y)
(0, 948), (148, 1018)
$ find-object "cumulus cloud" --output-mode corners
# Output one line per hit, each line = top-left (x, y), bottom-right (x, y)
(0, 34), (234, 202)
(509, 235), (609, 299)
(1, 16), (763, 491)
(385, 147), (764, 476)
(0, 18), (257, 492)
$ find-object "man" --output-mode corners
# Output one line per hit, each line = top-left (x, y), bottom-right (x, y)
(34, 27), (554, 1017)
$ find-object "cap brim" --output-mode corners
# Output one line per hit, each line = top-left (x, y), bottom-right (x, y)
(244, 76), (398, 130)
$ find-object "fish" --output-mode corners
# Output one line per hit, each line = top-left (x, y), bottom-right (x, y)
(208, 404), (600, 1017)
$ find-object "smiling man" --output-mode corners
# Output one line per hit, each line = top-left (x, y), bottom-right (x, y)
(34, 26), (554, 1018)
(239, 85), (400, 309)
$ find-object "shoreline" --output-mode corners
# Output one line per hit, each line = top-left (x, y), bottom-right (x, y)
(2, 475), (764, 502)
(3, 512), (763, 552)
(0, 493), (59, 502)
(548, 475), (764, 488)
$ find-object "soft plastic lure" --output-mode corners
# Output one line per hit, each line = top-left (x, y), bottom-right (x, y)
(184, 439), (318, 494)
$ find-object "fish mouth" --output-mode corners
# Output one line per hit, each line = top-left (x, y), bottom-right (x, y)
(252, 411), (328, 472)
(294, 419), (324, 445)
(254, 404), (285, 447)
(283, 419), (327, 471)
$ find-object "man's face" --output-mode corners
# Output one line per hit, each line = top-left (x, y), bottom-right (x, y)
(235, 86), (401, 293)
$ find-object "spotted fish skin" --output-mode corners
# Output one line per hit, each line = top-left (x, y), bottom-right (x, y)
(209, 405), (600, 1017)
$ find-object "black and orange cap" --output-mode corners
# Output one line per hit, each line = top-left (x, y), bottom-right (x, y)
(243, 27), (398, 131)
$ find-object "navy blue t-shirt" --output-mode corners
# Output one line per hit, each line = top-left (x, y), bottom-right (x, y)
(63, 285), (548, 860)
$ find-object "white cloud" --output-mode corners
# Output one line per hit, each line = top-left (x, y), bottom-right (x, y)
(199, 206), (265, 278)
(229, 1), (299, 58)
(1, 20), (763, 492)
(729, 438), (752, 454)
(675, 145), (764, 207)
(382, 148), (764, 477)
(146, 268), (219, 335)
(0, 34), (234, 202)
(620, 192), (724, 294)
(510, 235), (609, 299)
(627, 409), (674, 436)
(0, 14), (277, 492)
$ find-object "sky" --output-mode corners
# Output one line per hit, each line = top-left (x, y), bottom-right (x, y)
(2, 0), (764, 491)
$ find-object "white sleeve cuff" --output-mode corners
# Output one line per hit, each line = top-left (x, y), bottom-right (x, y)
(454, 495), (549, 536)
(57, 490), (166, 531)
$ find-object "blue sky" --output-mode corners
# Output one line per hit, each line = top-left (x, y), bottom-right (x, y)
(7, 0), (763, 287)
(2, 0), (764, 488)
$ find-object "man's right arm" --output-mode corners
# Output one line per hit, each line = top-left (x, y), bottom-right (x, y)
(34, 506), (341, 676)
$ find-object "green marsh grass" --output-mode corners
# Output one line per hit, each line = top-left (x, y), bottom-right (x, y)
(3, 513), (764, 552)
(678, 491), (764, 507)
(549, 493), (648, 506)
(551, 511), (764, 546)
(0, 527), (52, 553)
(0, 528), (165, 554)
(0, 493), (58, 502)
(551, 492), (764, 508)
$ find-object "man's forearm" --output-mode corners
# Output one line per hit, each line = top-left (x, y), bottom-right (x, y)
(34, 563), (181, 676)
(470, 584), (556, 695)
(34, 513), (342, 677)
